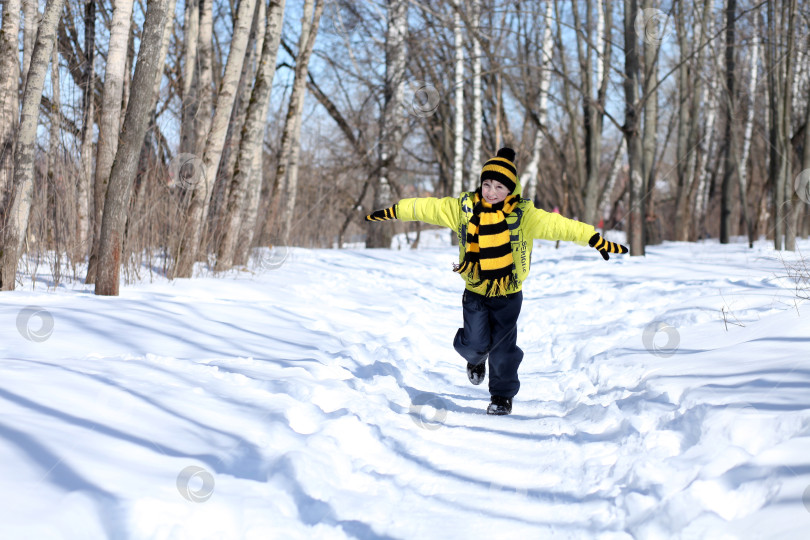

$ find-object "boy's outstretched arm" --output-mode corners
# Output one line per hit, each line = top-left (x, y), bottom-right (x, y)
(523, 206), (628, 260)
(365, 197), (461, 231)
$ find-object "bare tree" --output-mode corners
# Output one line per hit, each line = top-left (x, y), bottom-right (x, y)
(366, 0), (407, 249)
(47, 45), (60, 252)
(0, 0), (22, 224)
(77, 0), (96, 256)
(0, 0), (65, 290)
(21, 0), (38, 87)
(573, 0), (612, 226)
(451, 0), (464, 197)
(694, 0), (720, 238)
(801, 40), (810, 227)
(153, 0), (177, 100)
(234, 145), (265, 266)
(86, 0), (136, 284)
(640, 0), (660, 244)
(720, 0), (737, 243)
(737, 28), (759, 247)
(521, 0), (554, 204)
(193, 0), (214, 156)
(209, 0), (264, 239)
(467, 0), (483, 192)
(552, 0), (583, 219)
(95, 0), (170, 296)
(623, 0), (644, 255)
(217, 0), (287, 270)
(280, 0), (324, 240)
(180, 0), (200, 154)
(782, 0), (800, 251)
(673, 0), (710, 241)
(765, 0), (797, 250)
(173, 0), (258, 278)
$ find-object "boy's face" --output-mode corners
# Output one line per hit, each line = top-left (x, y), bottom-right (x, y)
(481, 179), (510, 204)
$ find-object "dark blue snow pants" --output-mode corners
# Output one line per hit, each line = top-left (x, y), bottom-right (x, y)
(453, 289), (524, 399)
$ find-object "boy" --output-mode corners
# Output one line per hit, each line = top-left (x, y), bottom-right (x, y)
(366, 148), (627, 415)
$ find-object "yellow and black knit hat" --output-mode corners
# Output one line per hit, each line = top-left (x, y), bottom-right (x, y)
(480, 147), (517, 193)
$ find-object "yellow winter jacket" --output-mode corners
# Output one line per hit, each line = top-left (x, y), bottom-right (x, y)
(396, 177), (595, 296)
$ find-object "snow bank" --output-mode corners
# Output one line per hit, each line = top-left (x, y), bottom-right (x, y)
(1, 233), (809, 539)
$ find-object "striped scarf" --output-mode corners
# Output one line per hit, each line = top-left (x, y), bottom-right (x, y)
(454, 190), (519, 297)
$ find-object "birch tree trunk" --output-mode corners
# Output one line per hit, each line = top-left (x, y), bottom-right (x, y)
(623, 0), (643, 255)
(95, 0), (170, 296)
(85, 0), (135, 284)
(494, 72), (502, 149)
(591, 0), (610, 225)
(468, 0), (482, 192)
(366, 0), (407, 249)
(674, 1), (710, 240)
(451, 0), (464, 197)
(695, 0), (719, 234)
(193, 0), (214, 156)
(801, 43), (810, 234)
(642, 0), (661, 193)
(217, 0), (286, 270)
(793, 51), (810, 242)
(554, 0), (582, 214)
(673, 1), (690, 239)
(152, 0), (177, 100)
(173, 0), (258, 278)
(211, 0), (263, 235)
(77, 0), (96, 256)
(235, 148), (264, 266)
(0, 0), (22, 224)
(765, 1), (781, 248)
(47, 45), (60, 249)
(641, 0), (659, 244)
(600, 139), (626, 224)
(720, 0), (737, 243)
(766, 0), (795, 250)
(22, 0), (38, 89)
(180, 0), (200, 154)
(0, 0), (65, 290)
(782, 0), (798, 251)
(522, 0), (553, 202)
(281, 0), (324, 241)
(121, 22), (135, 122)
(257, 0), (316, 244)
(736, 20), (759, 247)
(573, 0), (608, 226)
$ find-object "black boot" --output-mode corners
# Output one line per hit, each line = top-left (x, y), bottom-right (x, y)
(467, 360), (486, 385)
(486, 395), (512, 415)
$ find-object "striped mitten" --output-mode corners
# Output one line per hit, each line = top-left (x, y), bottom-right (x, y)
(365, 205), (398, 222)
(589, 233), (628, 260)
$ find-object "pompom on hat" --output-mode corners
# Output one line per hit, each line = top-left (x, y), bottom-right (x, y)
(479, 147), (517, 194)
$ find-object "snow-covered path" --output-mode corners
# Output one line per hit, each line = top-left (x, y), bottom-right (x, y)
(2, 233), (810, 539)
